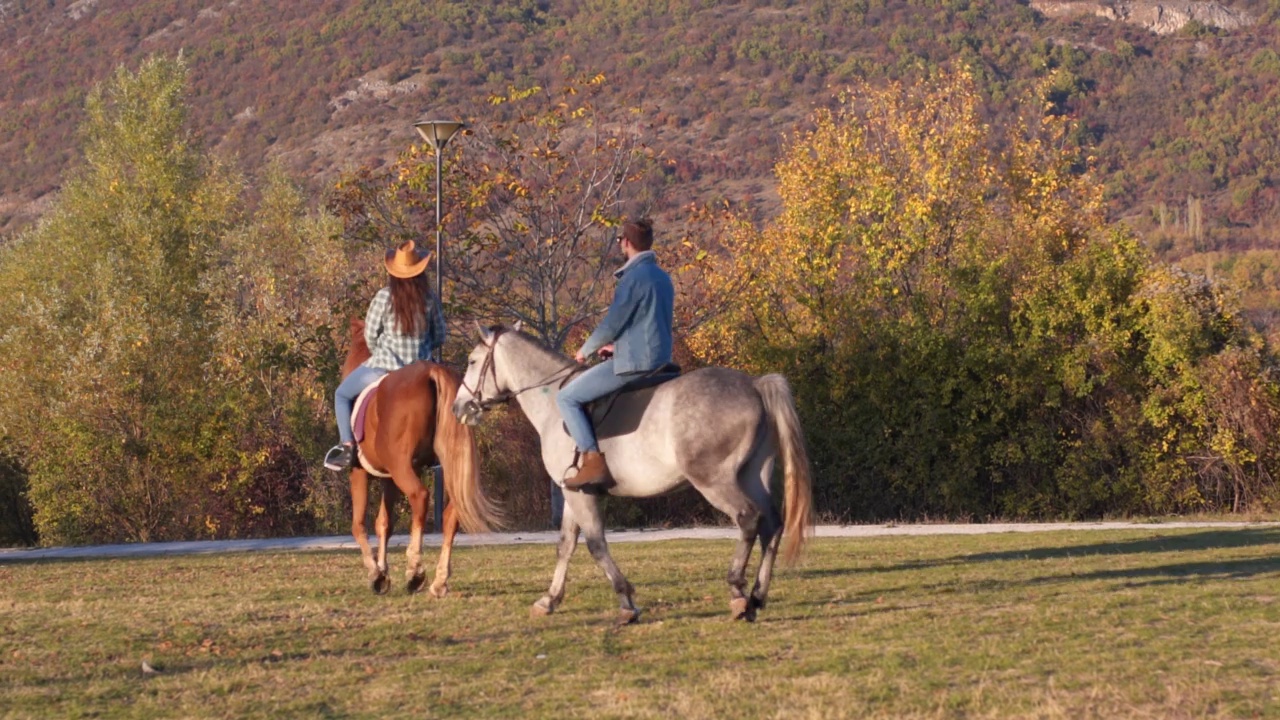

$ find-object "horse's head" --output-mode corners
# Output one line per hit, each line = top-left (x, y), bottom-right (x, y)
(453, 321), (521, 426)
(342, 317), (372, 379)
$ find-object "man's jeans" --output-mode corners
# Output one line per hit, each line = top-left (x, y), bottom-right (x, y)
(335, 365), (388, 443)
(557, 359), (633, 453)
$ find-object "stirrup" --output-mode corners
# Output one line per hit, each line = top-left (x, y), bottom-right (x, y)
(323, 443), (354, 471)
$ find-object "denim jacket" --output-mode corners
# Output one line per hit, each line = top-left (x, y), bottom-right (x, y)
(581, 250), (674, 374)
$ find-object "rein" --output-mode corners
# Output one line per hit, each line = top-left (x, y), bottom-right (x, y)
(462, 328), (579, 410)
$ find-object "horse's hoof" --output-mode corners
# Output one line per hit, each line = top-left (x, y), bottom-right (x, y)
(530, 598), (553, 618)
(616, 607), (641, 626)
(406, 572), (427, 595)
(730, 597), (750, 620)
(428, 582), (449, 599)
(370, 574), (391, 595)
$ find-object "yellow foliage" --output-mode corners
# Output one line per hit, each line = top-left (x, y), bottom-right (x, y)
(690, 69), (1106, 370)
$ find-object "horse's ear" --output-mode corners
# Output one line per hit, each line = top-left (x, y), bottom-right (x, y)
(512, 320), (523, 333)
(475, 321), (491, 341)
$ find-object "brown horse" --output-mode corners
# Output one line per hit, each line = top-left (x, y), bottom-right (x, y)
(342, 317), (501, 596)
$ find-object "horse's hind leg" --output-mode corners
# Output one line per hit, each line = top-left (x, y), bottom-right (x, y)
(531, 501), (580, 618)
(729, 509), (762, 621)
(350, 468), (386, 594)
(564, 492), (640, 624)
(429, 500), (457, 598)
(371, 478), (401, 595)
(387, 463), (430, 594)
(743, 454), (782, 616)
(694, 478), (763, 621)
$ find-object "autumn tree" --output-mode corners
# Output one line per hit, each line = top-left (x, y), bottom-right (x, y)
(0, 56), (240, 543)
(331, 76), (657, 352)
(0, 57), (360, 544)
(199, 165), (357, 537)
(692, 70), (1280, 519)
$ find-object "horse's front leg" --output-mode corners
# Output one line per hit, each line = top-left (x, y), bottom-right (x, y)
(429, 500), (458, 598)
(372, 478), (401, 595)
(565, 492), (640, 624)
(349, 468), (384, 593)
(531, 502), (580, 618)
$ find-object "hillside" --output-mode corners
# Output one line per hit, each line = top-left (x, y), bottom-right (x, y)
(6, 5), (1280, 542)
(2, 0), (1278, 262)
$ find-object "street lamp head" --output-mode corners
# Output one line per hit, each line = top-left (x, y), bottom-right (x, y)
(414, 119), (466, 152)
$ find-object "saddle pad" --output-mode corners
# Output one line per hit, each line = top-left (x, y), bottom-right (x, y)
(352, 374), (392, 478)
(352, 374), (388, 443)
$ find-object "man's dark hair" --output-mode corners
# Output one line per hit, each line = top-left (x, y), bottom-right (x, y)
(622, 218), (654, 251)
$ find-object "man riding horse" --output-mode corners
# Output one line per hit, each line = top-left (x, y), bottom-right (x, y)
(451, 213), (812, 621)
(559, 218), (675, 491)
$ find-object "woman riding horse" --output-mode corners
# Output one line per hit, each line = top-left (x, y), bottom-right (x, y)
(331, 241), (499, 595)
(325, 240), (447, 471)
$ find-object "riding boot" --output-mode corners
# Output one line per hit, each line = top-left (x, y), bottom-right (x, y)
(323, 442), (356, 471)
(564, 450), (612, 491)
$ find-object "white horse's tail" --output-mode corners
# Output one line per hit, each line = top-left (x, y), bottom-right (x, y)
(754, 374), (814, 564)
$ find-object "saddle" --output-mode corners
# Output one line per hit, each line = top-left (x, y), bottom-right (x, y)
(561, 362), (682, 439)
(614, 363), (682, 393)
(352, 375), (391, 478)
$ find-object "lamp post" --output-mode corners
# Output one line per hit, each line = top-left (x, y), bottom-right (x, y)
(414, 119), (465, 533)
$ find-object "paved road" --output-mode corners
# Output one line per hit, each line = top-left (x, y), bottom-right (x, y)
(2, 520), (1276, 562)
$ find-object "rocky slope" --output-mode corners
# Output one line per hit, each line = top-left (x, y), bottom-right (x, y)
(1030, 0), (1254, 34)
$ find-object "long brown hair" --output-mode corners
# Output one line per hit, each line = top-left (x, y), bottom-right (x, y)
(388, 272), (432, 334)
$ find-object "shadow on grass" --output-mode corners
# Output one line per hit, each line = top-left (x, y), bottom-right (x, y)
(797, 528), (1280, 581)
(795, 530), (1280, 606)
(1031, 554), (1280, 588)
(954, 528), (1280, 564)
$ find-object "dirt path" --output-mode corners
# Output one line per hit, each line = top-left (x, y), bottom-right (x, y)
(3, 520), (1276, 562)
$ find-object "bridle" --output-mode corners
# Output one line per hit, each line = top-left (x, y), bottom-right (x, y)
(459, 327), (579, 414)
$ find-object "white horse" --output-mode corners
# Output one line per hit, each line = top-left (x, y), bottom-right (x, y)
(453, 324), (813, 622)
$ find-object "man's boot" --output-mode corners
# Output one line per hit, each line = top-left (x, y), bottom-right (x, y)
(564, 450), (612, 491)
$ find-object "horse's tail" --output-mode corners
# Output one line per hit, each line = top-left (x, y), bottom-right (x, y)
(426, 363), (504, 533)
(754, 373), (814, 565)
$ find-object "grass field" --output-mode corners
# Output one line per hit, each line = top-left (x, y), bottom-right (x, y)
(2, 527), (1278, 718)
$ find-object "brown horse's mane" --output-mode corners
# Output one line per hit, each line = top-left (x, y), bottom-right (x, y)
(344, 317), (373, 378)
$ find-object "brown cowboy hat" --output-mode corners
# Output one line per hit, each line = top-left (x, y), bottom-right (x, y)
(385, 240), (433, 279)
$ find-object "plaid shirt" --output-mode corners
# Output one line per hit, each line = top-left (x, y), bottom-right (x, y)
(362, 287), (447, 370)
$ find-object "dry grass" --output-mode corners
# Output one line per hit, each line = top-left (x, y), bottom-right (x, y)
(2, 528), (1279, 718)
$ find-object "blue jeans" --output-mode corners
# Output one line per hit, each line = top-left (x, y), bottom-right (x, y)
(556, 359), (634, 453)
(335, 365), (388, 443)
